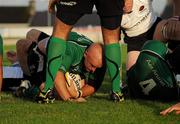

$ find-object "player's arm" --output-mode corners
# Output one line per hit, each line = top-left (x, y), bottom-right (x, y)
(53, 53), (73, 101)
(65, 72), (97, 98)
(54, 71), (72, 101)
(82, 64), (106, 97)
(54, 70), (87, 102)
(81, 84), (96, 97)
(53, 52), (85, 101)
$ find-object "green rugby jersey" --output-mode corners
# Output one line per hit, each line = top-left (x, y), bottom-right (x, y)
(127, 40), (178, 101)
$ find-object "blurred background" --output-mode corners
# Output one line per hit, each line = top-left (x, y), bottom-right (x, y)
(0, 0), (175, 44)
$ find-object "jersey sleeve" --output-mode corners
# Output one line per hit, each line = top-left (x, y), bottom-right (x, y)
(68, 32), (93, 46)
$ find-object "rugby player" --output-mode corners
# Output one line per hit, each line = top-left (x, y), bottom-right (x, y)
(44, 0), (132, 102)
(2, 29), (106, 103)
(121, 0), (180, 71)
(127, 39), (180, 101)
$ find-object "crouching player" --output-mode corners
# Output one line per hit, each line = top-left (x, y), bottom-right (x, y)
(127, 39), (180, 101)
(15, 29), (106, 103)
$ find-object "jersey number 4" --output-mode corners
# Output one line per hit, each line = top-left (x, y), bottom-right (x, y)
(139, 79), (156, 95)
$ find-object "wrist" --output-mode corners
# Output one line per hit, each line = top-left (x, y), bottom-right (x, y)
(77, 90), (82, 98)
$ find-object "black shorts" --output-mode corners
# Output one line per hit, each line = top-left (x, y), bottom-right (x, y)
(124, 17), (162, 52)
(56, 0), (124, 29)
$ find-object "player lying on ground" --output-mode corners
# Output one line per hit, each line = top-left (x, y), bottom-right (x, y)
(127, 39), (180, 102)
(1, 51), (24, 91)
(15, 29), (106, 103)
(121, 0), (180, 71)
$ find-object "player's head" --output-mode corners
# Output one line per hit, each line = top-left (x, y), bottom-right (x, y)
(84, 43), (104, 73)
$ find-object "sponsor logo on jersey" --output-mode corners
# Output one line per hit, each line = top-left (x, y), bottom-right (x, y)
(130, 11), (150, 29)
(139, 5), (145, 12)
(59, 1), (77, 6)
(146, 59), (167, 87)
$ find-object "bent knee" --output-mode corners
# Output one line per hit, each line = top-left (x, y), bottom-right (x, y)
(26, 29), (41, 41)
(153, 20), (168, 42)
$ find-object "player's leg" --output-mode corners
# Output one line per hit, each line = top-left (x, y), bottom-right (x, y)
(44, 18), (72, 92)
(147, 0), (180, 43)
(153, 17), (180, 42)
(26, 29), (42, 41)
(0, 35), (3, 92)
(42, 0), (94, 103)
(126, 51), (140, 71)
(96, 0), (124, 101)
(16, 39), (35, 76)
(102, 27), (123, 99)
(54, 71), (71, 101)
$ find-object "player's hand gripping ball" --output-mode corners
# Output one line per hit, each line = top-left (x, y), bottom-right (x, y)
(65, 72), (85, 98)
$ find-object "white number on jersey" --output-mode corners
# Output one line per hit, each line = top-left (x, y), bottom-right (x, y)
(139, 79), (156, 95)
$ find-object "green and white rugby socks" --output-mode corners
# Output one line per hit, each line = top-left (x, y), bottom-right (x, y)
(105, 43), (122, 93)
(45, 37), (66, 91)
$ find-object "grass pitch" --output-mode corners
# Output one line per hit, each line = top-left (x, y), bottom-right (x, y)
(0, 45), (180, 124)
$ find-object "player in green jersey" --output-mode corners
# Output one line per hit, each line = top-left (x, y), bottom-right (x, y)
(127, 39), (180, 102)
(15, 29), (106, 103)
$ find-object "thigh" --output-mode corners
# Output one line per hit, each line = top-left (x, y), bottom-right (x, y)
(127, 51), (140, 71)
(16, 39), (35, 76)
(95, 0), (124, 29)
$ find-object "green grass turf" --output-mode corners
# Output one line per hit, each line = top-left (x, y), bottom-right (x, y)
(0, 45), (180, 124)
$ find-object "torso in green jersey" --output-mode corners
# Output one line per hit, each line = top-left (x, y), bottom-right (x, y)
(59, 32), (106, 91)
